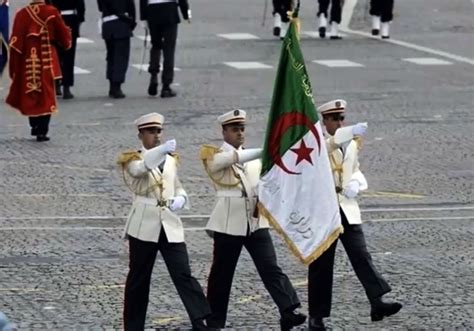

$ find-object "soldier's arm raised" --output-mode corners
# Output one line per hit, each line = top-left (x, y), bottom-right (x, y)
(125, 140), (176, 177)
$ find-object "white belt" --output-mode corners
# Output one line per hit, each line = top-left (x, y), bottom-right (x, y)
(216, 190), (245, 198)
(135, 196), (169, 207)
(102, 15), (119, 23)
(148, 0), (176, 4)
(61, 10), (77, 16)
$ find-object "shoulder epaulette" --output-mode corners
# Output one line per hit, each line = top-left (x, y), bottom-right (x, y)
(169, 152), (180, 165)
(117, 150), (142, 167)
(199, 144), (221, 161)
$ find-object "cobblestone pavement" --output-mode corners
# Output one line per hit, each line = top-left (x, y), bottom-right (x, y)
(0, 0), (473, 329)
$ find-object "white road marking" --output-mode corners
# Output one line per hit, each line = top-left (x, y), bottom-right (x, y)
(303, 31), (347, 39)
(0, 215), (472, 231)
(131, 64), (181, 71)
(367, 216), (474, 223)
(403, 57), (453, 65)
(344, 28), (474, 65)
(313, 59), (364, 67)
(340, 0), (358, 29)
(0, 206), (472, 222)
(217, 33), (259, 40)
(135, 35), (151, 42)
(223, 61), (273, 69)
(104, 103), (114, 107)
(74, 66), (91, 74)
(339, 0), (474, 65)
(77, 37), (94, 44)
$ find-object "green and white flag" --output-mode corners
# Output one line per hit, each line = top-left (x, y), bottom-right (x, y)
(258, 18), (342, 265)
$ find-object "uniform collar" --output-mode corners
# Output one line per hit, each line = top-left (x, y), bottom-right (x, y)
(221, 141), (242, 151)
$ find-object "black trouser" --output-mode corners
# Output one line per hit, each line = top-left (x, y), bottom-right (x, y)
(105, 38), (130, 84)
(308, 209), (391, 318)
(147, 23), (178, 86)
(207, 229), (300, 327)
(28, 115), (51, 136)
(58, 36), (77, 87)
(123, 231), (211, 331)
(370, 0), (394, 22)
(272, 0), (292, 22)
(317, 0), (342, 24)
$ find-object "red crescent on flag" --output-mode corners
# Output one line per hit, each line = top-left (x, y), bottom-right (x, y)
(268, 112), (321, 175)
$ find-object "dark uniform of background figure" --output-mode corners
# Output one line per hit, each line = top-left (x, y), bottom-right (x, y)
(97, 0), (136, 99)
(317, 0), (342, 39)
(369, 0), (394, 37)
(272, 0), (291, 37)
(50, 0), (85, 100)
(140, 0), (190, 98)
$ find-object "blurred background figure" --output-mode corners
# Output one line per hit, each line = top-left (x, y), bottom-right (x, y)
(50, 0), (85, 99)
(97, 0), (136, 99)
(0, 312), (16, 331)
(5, 0), (72, 142)
(0, 0), (8, 76)
(272, 0), (292, 39)
(317, 0), (343, 39)
(369, 0), (394, 38)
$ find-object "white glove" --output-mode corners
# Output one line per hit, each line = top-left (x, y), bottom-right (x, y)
(343, 180), (360, 199)
(169, 196), (186, 211)
(143, 139), (176, 170)
(352, 122), (368, 137)
(236, 148), (262, 163)
(164, 139), (176, 153)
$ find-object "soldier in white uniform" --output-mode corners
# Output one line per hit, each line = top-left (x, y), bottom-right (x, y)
(307, 100), (402, 330)
(118, 113), (215, 331)
(199, 109), (306, 330)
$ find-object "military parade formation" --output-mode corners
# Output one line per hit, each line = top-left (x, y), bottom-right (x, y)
(0, 0), (409, 330)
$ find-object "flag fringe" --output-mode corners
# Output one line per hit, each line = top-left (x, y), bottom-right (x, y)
(258, 202), (343, 266)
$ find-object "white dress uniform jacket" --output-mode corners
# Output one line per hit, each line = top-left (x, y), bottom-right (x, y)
(201, 142), (269, 236)
(120, 149), (189, 243)
(326, 135), (368, 225)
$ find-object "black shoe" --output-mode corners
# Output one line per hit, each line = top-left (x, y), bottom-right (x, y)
(370, 297), (402, 321)
(308, 317), (326, 331)
(381, 35), (390, 39)
(319, 27), (326, 38)
(55, 80), (62, 96)
(110, 83), (126, 99)
(63, 86), (74, 99)
(31, 127), (38, 136)
(36, 135), (50, 142)
(160, 86), (177, 98)
(329, 35), (342, 40)
(148, 74), (159, 96)
(192, 318), (220, 331)
(280, 310), (306, 330)
(371, 28), (380, 36)
(273, 26), (281, 37)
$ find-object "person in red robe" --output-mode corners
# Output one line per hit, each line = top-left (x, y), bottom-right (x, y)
(6, 0), (71, 142)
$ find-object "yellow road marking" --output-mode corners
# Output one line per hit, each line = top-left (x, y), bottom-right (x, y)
(152, 316), (182, 324)
(363, 191), (425, 199)
(237, 295), (262, 303)
(293, 279), (308, 287)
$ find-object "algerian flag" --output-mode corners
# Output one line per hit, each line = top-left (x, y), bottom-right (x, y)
(258, 15), (342, 265)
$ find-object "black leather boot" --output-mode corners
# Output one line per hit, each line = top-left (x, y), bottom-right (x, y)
(148, 73), (158, 96)
(160, 85), (177, 98)
(110, 82), (126, 99)
(63, 86), (74, 99)
(308, 317), (326, 331)
(280, 309), (306, 330)
(370, 296), (402, 321)
(191, 318), (220, 331)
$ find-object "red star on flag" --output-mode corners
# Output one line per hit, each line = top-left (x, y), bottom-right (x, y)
(290, 139), (314, 165)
